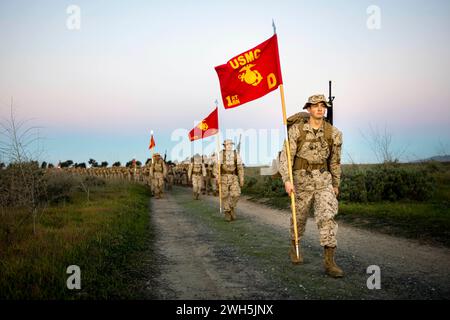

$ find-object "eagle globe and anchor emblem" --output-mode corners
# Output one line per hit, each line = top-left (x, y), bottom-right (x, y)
(197, 120), (208, 131)
(238, 64), (263, 86)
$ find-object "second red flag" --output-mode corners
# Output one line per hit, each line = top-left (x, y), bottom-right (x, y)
(188, 107), (219, 141)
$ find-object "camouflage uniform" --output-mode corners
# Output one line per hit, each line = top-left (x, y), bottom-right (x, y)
(279, 94), (344, 277)
(166, 164), (175, 190)
(151, 154), (167, 199)
(204, 163), (214, 195)
(143, 163), (152, 190)
(209, 153), (218, 196)
(188, 155), (206, 200)
(214, 140), (244, 221)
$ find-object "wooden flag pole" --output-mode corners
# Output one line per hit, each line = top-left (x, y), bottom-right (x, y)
(279, 84), (300, 259)
(215, 101), (223, 215)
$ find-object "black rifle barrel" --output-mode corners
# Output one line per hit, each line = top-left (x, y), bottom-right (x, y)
(328, 80), (334, 125)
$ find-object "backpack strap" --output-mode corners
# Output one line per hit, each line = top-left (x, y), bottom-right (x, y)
(295, 120), (308, 154)
(292, 120), (334, 171)
(220, 150), (239, 175)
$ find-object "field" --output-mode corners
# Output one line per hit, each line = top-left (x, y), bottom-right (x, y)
(1, 162), (449, 300)
(0, 181), (157, 299)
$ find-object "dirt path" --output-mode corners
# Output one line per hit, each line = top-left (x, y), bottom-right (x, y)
(205, 194), (450, 299)
(151, 192), (287, 299)
(151, 187), (450, 299)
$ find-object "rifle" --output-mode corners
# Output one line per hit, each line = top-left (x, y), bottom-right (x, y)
(237, 134), (242, 153)
(327, 80), (335, 125)
(164, 150), (167, 162)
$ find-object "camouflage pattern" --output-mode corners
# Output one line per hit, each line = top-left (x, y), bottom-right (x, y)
(303, 94), (329, 109)
(208, 153), (218, 196)
(279, 120), (343, 247)
(188, 155), (206, 199)
(166, 164), (175, 190)
(214, 140), (244, 221)
(151, 155), (167, 198)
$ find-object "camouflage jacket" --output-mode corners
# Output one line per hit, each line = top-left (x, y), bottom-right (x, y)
(188, 160), (206, 179)
(214, 150), (244, 184)
(279, 121), (342, 188)
(151, 159), (167, 177)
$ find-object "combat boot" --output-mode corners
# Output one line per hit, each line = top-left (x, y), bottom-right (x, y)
(230, 208), (236, 221)
(224, 211), (232, 222)
(195, 192), (200, 200)
(324, 246), (344, 278)
(289, 240), (303, 265)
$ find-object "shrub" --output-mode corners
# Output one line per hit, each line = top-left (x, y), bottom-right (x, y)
(340, 165), (435, 202)
(341, 171), (367, 202)
(45, 171), (79, 204)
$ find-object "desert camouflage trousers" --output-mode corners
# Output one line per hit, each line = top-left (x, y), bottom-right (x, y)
(291, 169), (339, 247)
(166, 175), (174, 190)
(152, 172), (165, 197)
(220, 174), (241, 218)
(192, 174), (203, 194)
(210, 177), (217, 194)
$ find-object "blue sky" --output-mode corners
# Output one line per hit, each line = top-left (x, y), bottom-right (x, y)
(1, 0), (449, 165)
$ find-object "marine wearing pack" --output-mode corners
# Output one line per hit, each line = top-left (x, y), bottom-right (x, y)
(279, 94), (344, 278)
(151, 153), (167, 199)
(205, 153), (217, 196)
(188, 154), (206, 200)
(214, 139), (244, 221)
(166, 163), (175, 191)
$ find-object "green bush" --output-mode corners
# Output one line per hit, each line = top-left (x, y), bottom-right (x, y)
(243, 164), (437, 203)
(81, 175), (105, 187)
(242, 176), (285, 198)
(341, 171), (367, 202)
(45, 172), (79, 204)
(341, 165), (435, 202)
(262, 176), (285, 197)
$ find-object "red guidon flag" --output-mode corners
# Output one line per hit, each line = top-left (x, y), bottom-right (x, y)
(148, 134), (155, 150)
(188, 107), (219, 141)
(215, 34), (283, 109)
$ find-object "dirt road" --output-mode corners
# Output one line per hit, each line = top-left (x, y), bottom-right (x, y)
(150, 186), (450, 299)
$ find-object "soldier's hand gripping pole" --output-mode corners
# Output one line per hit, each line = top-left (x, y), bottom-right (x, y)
(280, 84), (300, 259)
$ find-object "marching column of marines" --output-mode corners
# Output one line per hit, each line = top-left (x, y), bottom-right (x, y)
(188, 154), (206, 200)
(56, 92), (344, 280)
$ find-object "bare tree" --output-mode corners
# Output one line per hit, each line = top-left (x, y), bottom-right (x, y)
(360, 124), (408, 164)
(0, 100), (46, 235)
(436, 139), (449, 157)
